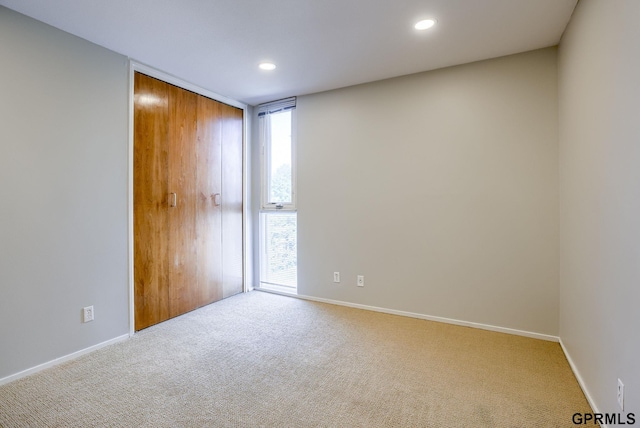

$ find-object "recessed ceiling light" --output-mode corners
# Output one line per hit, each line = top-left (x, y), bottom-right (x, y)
(259, 62), (276, 71)
(414, 19), (436, 30)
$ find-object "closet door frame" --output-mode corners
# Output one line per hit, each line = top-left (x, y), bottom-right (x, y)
(128, 61), (249, 336)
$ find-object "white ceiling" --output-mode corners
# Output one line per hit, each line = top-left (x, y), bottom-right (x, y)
(0, 0), (577, 106)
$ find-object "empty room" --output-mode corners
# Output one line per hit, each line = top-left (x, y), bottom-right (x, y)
(0, 0), (638, 426)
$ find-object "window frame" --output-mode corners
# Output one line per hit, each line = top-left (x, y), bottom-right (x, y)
(259, 211), (297, 291)
(259, 99), (297, 211)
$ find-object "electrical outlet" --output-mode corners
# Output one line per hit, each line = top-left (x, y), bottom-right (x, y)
(357, 275), (364, 287)
(333, 272), (340, 283)
(617, 378), (624, 410)
(83, 306), (94, 323)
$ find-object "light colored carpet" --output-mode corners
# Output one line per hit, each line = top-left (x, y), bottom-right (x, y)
(0, 291), (591, 427)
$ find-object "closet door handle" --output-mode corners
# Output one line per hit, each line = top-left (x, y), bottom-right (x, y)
(169, 192), (177, 207)
(212, 193), (221, 206)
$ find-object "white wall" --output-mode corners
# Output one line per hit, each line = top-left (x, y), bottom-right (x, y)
(296, 48), (559, 336)
(0, 7), (129, 379)
(558, 0), (640, 416)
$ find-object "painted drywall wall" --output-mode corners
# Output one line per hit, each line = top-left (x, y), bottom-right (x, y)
(0, 7), (129, 379)
(558, 0), (640, 416)
(296, 48), (559, 335)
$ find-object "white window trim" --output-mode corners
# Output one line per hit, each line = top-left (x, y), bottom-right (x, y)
(259, 99), (297, 211)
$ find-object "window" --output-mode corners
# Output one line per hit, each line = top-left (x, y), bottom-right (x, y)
(260, 212), (297, 289)
(258, 98), (297, 291)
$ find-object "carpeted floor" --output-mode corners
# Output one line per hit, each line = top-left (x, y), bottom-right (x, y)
(0, 291), (591, 427)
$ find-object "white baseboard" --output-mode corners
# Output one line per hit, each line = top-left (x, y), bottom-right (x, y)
(2, 291), (599, 427)
(254, 288), (560, 342)
(0, 334), (130, 387)
(559, 339), (603, 426)
(257, 289), (604, 425)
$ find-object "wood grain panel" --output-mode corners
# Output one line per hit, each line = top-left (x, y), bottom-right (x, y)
(221, 104), (244, 298)
(134, 73), (243, 330)
(133, 72), (170, 331)
(168, 85), (199, 317)
(196, 95), (223, 305)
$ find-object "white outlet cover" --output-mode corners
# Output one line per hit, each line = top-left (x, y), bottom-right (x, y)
(617, 378), (624, 410)
(83, 306), (94, 323)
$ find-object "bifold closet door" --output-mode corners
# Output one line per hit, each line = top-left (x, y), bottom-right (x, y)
(167, 84), (199, 317)
(134, 72), (242, 331)
(134, 73), (171, 330)
(134, 73), (205, 330)
(220, 103), (244, 298)
(195, 95), (223, 306)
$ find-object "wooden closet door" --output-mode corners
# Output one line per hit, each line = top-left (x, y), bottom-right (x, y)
(221, 103), (244, 298)
(133, 73), (170, 331)
(196, 95), (223, 305)
(134, 72), (243, 331)
(167, 84), (199, 317)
